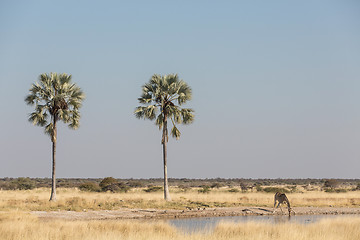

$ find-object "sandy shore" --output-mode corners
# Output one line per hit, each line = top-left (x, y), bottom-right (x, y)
(32, 207), (360, 220)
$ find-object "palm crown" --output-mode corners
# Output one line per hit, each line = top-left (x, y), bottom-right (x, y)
(25, 73), (85, 141)
(135, 74), (194, 142)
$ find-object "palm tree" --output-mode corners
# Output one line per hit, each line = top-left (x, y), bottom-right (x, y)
(25, 73), (85, 201)
(135, 74), (194, 201)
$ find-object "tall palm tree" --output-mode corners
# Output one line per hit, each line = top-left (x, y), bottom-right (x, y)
(25, 73), (85, 201)
(135, 74), (194, 201)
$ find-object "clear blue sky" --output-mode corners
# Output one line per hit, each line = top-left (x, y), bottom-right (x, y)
(1, 0), (359, 179)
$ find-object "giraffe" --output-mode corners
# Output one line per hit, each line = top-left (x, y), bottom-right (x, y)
(273, 192), (294, 216)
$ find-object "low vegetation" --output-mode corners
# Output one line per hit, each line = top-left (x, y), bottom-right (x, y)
(1, 186), (360, 212)
(0, 178), (359, 212)
(1, 212), (359, 240)
(1, 177), (36, 190)
(1, 178), (359, 191)
(1, 178), (359, 239)
(143, 186), (163, 193)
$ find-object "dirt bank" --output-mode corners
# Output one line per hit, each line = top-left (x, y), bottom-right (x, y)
(32, 207), (360, 220)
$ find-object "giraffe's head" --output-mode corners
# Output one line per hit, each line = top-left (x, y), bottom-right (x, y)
(288, 207), (295, 216)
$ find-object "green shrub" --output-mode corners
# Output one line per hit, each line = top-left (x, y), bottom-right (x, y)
(228, 188), (240, 193)
(105, 184), (120, 192)
(127, 181), (143, 188)
(198, 186), (211, 194)
(262, 187), (289, 193)
(0, 182), (16, 190)
(79, 182), (101, 192)
(289, 186), (297, 193)
(99, 177), (119, 192)
(324, 188), (347, 193)
(240, 182), (248, 192)
(11, 177), (35, 190)
(117, 182), (131, 193)
(102, 182), (130, 193)
(178, 185), (190, 192)
(324, 179), (339, 189)
(210, 183), (223, 189)
(143, 186), (163, 193)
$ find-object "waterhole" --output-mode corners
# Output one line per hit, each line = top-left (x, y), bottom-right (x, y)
(168, 215), (347, 233)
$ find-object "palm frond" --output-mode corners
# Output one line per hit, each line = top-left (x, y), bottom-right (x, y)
(150, 74), (162, 87)
(138, 93), (153, 104)
(170, 125), (181, 140)
(181, 108), (195, 124)
(155, 113), (164, 130)
(70, 86), (85, 100)
(145, 105), (157, 120)
(68, 114), (80, 129)
(57, 109), (71, 122)
(44, 122), (56, 142)
(68, 98), (82, 109)
(142, 82), (155, 95)
(177, 81), (192, 105)
(59, 73), (72, 86)
(28, 111), (47, 127)
(134, 106), (146, 119)
(25, 93), (37, 105)
(166, 74), (179, 94)
(134, 105), (157, 120)
(168, 106), (182, 124)
(39, 74), (54, 98)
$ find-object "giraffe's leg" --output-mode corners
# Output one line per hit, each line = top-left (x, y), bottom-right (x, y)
(279, 203), (284, 213)
(273, 200), (277, 213)
(274, 202), (281, 214)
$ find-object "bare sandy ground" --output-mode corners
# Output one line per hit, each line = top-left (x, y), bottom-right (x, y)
(32, 207), (360, 220)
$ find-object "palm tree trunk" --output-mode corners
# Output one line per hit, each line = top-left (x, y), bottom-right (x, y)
(162, 115), (171, 201)
(49, 117), (57, 201)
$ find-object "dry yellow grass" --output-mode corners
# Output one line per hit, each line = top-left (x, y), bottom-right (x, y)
(0, 211), (359, 240)
(0, 212), (176, 240)
(1, 187), (360, 211)
(212, 217), (360, 240)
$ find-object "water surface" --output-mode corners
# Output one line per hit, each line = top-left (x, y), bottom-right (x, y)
(168, 215), (347, 233)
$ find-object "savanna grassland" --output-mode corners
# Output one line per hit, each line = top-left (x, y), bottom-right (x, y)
(1, 179), (360, 212)
(1, 187), (360, 212)
(1, 178), (360, 239)
(1, 211), (360, 240)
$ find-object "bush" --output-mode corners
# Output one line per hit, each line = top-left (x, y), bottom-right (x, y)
(102, 184), (120, 193)
(228, 188), (240, 193)
(240, 182), (248, 192)
(79, 182), (101, 192)
(324, 188), (347, 193)
(99, 177), (117, 192)
(127, 181), (143, 188)
(0, 182), (16, 190)
(98, 177), (131, 193)
(262, 187), (290, 193)
(255, 185), (262, 192)
(178, 185), (190, 192)
(99, 177), (118, 190)
(116, 182), (131, 193)
(143, 186), (163, 193)
(289, 186), (297, 193)
(324, 179), (339, 189)
(198, 186), (211, 194)
(11, 177), (35, 190)
(210, 183), (223, 189)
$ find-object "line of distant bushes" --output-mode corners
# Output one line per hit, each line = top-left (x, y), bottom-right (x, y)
(1, 177), (360, 192)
